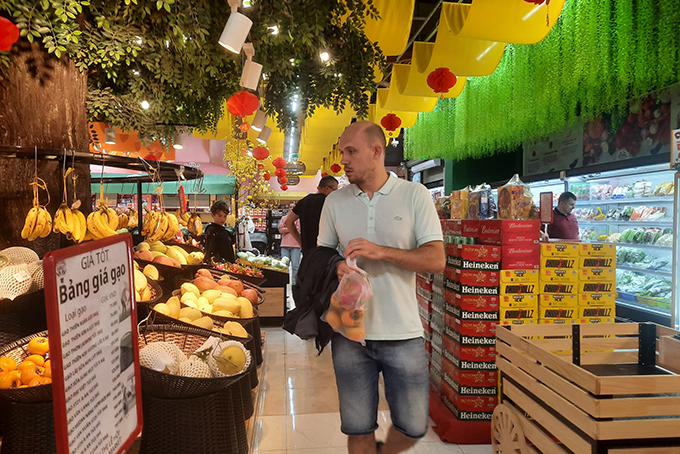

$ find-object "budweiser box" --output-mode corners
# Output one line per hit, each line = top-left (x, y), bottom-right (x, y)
(539, 306), (578, 321)
(578, 293), (616, 306)
(501, 245), (540, 270)
(500, 282), (538, 295)
(538, 318), (578, 325)
(446, 303), (499, 323)
(455, 293), (500, 312)
(447, 280), (499, 296)
(541, 242), (580, 258)
(579, 281), (616, 294)
(500, 269), (539, 284)
(578, 243), (616, 257)
(447, 244), (502, 270)
(442, 356), (498, 387)
(540, 268), (579, 283)
(578, 305), (615, 319)
(541, 256), (578, 270)
(539, 294), (578, 307)
(440, 381), (494, 421)
(444, 334), (497, 362)
(448, 267), (500, 286)
(578, 267), (616, 282)
(499, 294), (538, 308)
(579, 256), (616, 269)
(478, 219), (540, 245)
(499, 306), (538, 325)
(539, 282), (578, 294)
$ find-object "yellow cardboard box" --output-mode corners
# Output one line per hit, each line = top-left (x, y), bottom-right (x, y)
(578, 317), (614, 324)
(579, 256), (616, 269)
(499, 306), (538, 325)
(579, 281), (616, 294)
(539, 306), (578, 320)
(539, 294), (578, 307)
(578, 305), (615, 319)
(500, 282), (538, 295)
(578, 243), (616, 257)
(540, 243), (580, 258)
(539, 282), (578, 294)
(538, 318), (578, 325)
(578, 293), (616, 306)
(541, 256), (578, 270)
(578, 267), (616, 282)
(500, 269), (539, 284)
(500, 294), (538, 308)
(540, 268), (580, 283)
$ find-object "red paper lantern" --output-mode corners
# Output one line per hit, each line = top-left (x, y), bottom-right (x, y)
(321, 172), (328, 178)
(278, 176), (288, 184)
(427, 67), (457, 96)
(227, 90), (259, 118)
(239, 122), (251, 132)
(252, 146), (270, 160)
(280, 185), (288, 191)
(275, 168), (287, 178)
(263, 171), (271, 181)
(380, 114), (402, 136)
(272, 157), (287, 168)
(257, 164), (264, 170)
(0, 18), (20, 52)
(144, 153), (159, 161)
(330, 163), (342, 173)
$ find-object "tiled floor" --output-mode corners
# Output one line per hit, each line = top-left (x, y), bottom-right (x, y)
(252, 327), (493, 454)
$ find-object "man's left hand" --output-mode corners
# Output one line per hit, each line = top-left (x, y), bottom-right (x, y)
(345, 238), (385, 261)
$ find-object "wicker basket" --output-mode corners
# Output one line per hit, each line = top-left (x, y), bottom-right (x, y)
(0, 331), (55, 454)
(135, 279), (163, 321)
(0, 290), (48, 349)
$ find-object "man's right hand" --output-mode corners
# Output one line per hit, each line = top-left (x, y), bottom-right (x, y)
(336, 260), (355, 281)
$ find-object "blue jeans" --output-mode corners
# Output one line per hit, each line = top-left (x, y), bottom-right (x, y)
(331, 333), (429, 439)
(280, 247), (301, 285)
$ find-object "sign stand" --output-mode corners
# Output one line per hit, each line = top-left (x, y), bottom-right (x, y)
(43, 234), (143, 454)
(539, 192), (554, 241)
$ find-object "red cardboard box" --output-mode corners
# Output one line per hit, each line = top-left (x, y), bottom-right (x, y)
(416, 275), (433, 293)
(455, 293), (500, 312)
(501, 245), (540, 270)
(444, 335), (497, 362)
(441, 219), (457, 236)
(447, 304), (499, 322)
(442, 357), (499, 387)
(450, 268), (500, 286)
(447, 280), (499, 296)
(447, 245), (501, 270)
(442, 381), (497, 414)
(478, 220), (540, 245)
(442, 347), (497, 372)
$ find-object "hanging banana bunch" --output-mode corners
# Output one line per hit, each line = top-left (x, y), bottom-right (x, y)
(187, 178), (203, 237)
(141, 176), (181, 242)
(70, 171), (87, 243)
(21, 175), (52, 242)
(53, 168), (88, 243)
(128, 208), (139, 230)
(116, 208), (130, 230)
(84, 178), (120, 240)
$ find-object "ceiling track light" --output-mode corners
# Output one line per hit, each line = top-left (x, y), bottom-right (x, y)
(240, 43), (262, 91)
(251, 109), (267, 132)
(219, 0), (253, 54)
(256, 125), (272, 144)
(173, 128), (185, 150)
(320, 51), (330, 62)
(104, 126), (117, 144)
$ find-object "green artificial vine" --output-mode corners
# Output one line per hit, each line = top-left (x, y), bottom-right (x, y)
(405, 0), (680, 162)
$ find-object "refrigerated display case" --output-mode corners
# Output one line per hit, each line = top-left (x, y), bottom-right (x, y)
(564, 163), (676, 326)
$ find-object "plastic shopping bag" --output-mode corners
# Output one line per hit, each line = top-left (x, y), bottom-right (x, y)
(322, 257), (372, 344)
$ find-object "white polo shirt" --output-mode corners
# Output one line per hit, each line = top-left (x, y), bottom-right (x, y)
(317, 174), (443, 340)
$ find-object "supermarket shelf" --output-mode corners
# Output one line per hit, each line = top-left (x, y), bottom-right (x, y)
(578, 220), (674, 227)
(617, 265), (672, 277)
(577, 196), (674, 205)
(615, 299), (671, 326)
(612, 242), (673, 251)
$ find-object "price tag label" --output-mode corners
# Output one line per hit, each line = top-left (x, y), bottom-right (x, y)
(43, 234), (142, 454)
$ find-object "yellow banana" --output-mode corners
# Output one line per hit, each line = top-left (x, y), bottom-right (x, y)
(71, 208), (81, 242)
(148, 212), (168, 242)
(53, 205), (65, 234)
(83, 230), (95, 242)
(119, 214), (129, 229)
(161, 213), (179, 242)
(95, 211), (118, 237)
(141, 211), (158, 237)
(63, 205), (74, 234)
(22, 206), (39, 239)
(104, 206), (118, 230)
(39, 208), (52, 238)
(189, 214), (202, 236)
(29, 208), (46, 241)
(73, 209), (87, 243)
(128, 209), (138, 229)
(87, 212), (105, 239)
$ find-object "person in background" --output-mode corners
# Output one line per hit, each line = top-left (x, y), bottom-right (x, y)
(285, 175), (338, 253)
(317, 121), (445, 454)
(204, 200), (236, 263)
(542, 191), (579, 240)
(279, 201), (302, 285)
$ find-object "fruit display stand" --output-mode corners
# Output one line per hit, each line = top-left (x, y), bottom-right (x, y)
(137, 324), (254, 454)
(0, 290), (47, 349)
(493, 323), (680, 453)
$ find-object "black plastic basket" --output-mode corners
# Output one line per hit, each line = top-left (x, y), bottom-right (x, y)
(0, 290), (48, 349)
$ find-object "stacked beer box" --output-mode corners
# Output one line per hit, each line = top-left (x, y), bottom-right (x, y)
(539, 242), (616, 324)
(429, 272), (445, 393)
(441, 219), (501, 421)
(416, 272), (434, 362)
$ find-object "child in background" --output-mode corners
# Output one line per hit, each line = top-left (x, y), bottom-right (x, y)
(204, 200), (236, 264)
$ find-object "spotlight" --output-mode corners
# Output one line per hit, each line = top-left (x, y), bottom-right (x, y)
(104, 127), (117, 144)
(141, 100), (150, 110)
(173, 129), (184, 150)
(240, 43), (262, 90)
(268, 25), (279, 35)
(320, 51), (330, 62)
(218, 2), (253, 54)
(256, 126), (272, 144)
(251, 109), (267, 132)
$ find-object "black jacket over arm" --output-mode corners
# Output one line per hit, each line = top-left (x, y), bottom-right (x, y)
(283, 246), (344, 354)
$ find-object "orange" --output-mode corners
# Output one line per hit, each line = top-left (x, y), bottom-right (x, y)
(43, 360), (51, 378)
(344, 326), (365, 342)
(28, 337), (49, 356)
(26, 354), (45, 367)
(0, 370), (22, 389)
(20, 365), (45, 386)
(28, 376), (51, 387)
(0, 356), (16, 373)
(341, 310), (364, 327)
(16, 360), (36, 372)
(330, 294), (343, 309)
(325, 310), (342, 330)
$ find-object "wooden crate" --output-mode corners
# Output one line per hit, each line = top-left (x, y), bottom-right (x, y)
(493, 323), (680, 454)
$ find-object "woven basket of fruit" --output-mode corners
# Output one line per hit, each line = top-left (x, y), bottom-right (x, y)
(138, 325), (251, 454)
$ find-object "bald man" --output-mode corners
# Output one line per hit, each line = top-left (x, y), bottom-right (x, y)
(317, 121), (445, 454)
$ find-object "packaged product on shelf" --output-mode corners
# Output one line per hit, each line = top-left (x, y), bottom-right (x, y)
(478, 219), (540, 245)
(540, 243), (580, 258)
(538, 306), (577, 322)
(450, 187), (469, 220)
(447, 279), (499, 296)
(501, 245), (540, 270)
(579, 281), (615, 294)
(499, 306), (538, 325)
(570, 182), (590, 200)
(541, 256), (578, 270)
(443, 219), (480, 238)
(500, 269), (539, 284)
(578, 293), (616, 306)
(435, 196), (452, 220)
(443, 335), (497, 363)
(442, 357), (499, 387)
(448, 267), (500, 286)
(444, 314), (497, 345)
(440, 382), (496, 420)
(467, 183), (492, 220)
(578, 305), (615, 320)
(652, 181), (674, 196)
(500, 282), (538, 295)
(540, 268), (580, 283)
(446, 302), (498, 322)
(539, 282), (577, 294)
(497, 174), (533, 220)
(453, 293), (500, 312)
(633, 181), (653, 198)
(539, 294), (578, 307)
(447, 244), (501, 270)
(578, 267), (616, 282)
(499, 294), (538, 308)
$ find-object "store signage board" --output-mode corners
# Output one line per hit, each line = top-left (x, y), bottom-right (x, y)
(539, 192), (554, 224)
(671, 128), (680, 170)
(43, 234), (143, 454)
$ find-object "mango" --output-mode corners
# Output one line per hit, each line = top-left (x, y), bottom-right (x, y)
(201, 289), (222, 304)
(179, 307), (202, 321)
(237, 297), (253, 318)
(224, 321), (248, 338)
(192, 316), (214, 330)
(181, 283), (200, 299)
(213, 298), (240, 315)
(166, 296), (181, 318)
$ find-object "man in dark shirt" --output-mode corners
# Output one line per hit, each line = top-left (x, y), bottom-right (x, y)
(285, 175), (338, 252)
(544, 191), (579, 240)
(203, 200), (236, 263)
